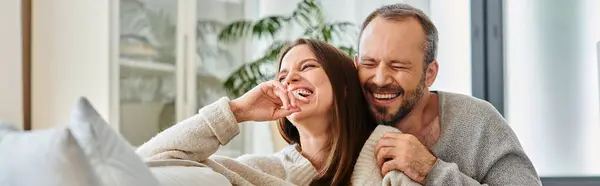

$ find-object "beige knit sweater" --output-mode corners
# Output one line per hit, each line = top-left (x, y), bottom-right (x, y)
(136, 97), (419, 186)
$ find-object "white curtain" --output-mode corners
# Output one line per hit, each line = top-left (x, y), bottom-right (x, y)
(0, 0), (24, 129)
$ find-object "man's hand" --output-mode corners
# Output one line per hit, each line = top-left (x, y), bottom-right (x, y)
(375, 132), (437, 184)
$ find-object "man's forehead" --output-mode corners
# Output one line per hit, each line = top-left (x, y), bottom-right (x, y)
(358, 17), (425, 56)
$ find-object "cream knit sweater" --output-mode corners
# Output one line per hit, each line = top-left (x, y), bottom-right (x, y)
(136, 97), (419, 186)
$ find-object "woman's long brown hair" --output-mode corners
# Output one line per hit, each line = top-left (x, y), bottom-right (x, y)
(276, 38), (378, 185)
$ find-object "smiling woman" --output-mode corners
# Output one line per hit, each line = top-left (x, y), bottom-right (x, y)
(275, 39), (372, 185)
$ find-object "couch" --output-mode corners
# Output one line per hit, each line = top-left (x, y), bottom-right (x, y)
(0, 98), (231, 186)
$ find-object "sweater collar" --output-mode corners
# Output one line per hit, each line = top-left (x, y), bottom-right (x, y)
(278, 144), (318, 185)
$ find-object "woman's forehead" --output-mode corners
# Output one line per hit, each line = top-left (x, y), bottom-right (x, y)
(282, 45), (315, 63)
(280, 45), (316, 69)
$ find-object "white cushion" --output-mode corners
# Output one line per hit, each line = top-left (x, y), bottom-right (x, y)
(150, 166), (232, 186)
(0, 121), (18, 139)
(68, 97), (160, 186)
(0, 126), (102, 186)
(146, 159), (231, 186)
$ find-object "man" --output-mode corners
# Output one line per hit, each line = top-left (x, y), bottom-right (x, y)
(354, 3), (542, 185)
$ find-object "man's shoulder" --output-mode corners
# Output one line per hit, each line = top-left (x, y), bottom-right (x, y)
(436, 91), (509, 136)
(431, 92), (537, 184)
(437, 91), (502, 121)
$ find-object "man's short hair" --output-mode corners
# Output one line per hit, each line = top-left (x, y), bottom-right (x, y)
(359, 3), (439, 67)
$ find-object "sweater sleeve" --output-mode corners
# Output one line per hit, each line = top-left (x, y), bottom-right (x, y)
(426, 153), (541, 186)
(425, 159), (487, 185)
(135, 97), (239, 162)
(135, 98), (317, 186)
(425, 101), (542, 186)
(352, 125), (422, 186)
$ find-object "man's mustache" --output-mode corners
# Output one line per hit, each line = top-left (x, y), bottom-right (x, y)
(364, 82), (405, 95)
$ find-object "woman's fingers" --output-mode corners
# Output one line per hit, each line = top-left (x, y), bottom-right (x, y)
(270, 81), (291, 110)
(272, 80), (287, 92)
(273, 106), (301, 119)
(274, 89), (290, 110)
(288, 90), (298, 108)
(270, 80), (312, 110)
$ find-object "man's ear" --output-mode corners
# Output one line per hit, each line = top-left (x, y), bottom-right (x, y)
(425, 60), (439, 87)
(353, 55), (359, 68)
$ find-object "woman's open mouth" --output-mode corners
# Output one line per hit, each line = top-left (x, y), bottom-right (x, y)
(292, 88), (314, 99)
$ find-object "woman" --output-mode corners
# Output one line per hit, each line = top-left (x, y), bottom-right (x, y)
(136, 38), (418, 185)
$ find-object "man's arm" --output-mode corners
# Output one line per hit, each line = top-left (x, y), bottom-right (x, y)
(425, 159), (483, 185)
(426, 153), (541, 186)
(426, 102), (542, 186)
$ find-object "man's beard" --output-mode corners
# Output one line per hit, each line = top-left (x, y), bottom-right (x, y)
(367, 75), (426, 126)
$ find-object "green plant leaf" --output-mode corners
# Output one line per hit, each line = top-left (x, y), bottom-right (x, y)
(219, 16), (287, 44)
(296, 11), (312, 27)
(223, 41), (287, 97)
(254, 16), (285, 39)
(223, 0), (358, 97)
(218, 20), (252, 43)
(338, 46), (357, 57)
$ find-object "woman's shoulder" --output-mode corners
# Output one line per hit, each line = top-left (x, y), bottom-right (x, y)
(236, 144), (316, 182)
(352, 125), (400, 185)
(235, 154), (285, 172)
(352, 125), (421, 186)
(360, 125), (401, 157)
(273, 144), (311, 165)
(233, 144), (308, 170)
(371, 125), (401, 138)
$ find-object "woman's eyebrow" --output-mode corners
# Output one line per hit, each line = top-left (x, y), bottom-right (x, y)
(277, 69), (288, 76)
(278, 58), (318, 75)
(298, 58), (318, 66)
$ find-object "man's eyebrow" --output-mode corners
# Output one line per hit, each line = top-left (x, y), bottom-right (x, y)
(390, 60), (412, 65)
(360, 56), (376, 61)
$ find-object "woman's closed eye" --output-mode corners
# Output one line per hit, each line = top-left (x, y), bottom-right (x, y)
(301, 64), (317, 71)
(278, 75), (286, 82)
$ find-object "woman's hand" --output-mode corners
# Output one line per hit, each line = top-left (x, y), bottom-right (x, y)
(229, 80), (310, 123)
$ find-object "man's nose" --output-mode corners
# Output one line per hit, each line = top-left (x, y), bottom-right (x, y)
(372, 64), (393, 86)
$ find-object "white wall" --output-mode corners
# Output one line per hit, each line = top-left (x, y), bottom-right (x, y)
(429, 0), (472, 95)
(0, 0), (24, 129)
(505, 0), (600, 176)
(32, 0), (111, 129)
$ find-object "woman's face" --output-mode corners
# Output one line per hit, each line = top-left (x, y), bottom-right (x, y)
(278, 44), (334, 123)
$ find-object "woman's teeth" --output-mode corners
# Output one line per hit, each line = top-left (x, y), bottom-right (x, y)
(373, 93), (399, 100)
(293, 89), (313, 97)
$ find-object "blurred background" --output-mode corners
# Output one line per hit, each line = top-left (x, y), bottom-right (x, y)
(1, 0), (599, 183)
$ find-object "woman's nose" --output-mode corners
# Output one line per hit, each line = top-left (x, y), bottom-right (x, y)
(283, 72), (301, 85)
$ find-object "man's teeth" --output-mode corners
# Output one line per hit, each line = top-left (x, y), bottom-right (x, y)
(373, 93), (398, 99)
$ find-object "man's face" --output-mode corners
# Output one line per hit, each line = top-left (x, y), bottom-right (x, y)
(356, 17), (429, 126)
